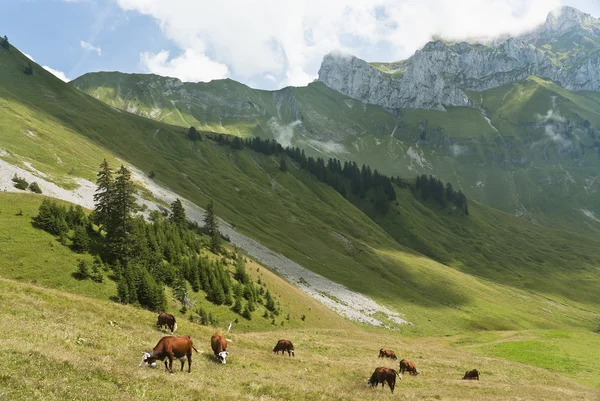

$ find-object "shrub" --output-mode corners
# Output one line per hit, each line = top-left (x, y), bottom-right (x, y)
(29, 181), (42, 194)
(76, 260), (90, 280)
(12, 174), (28, 190)
(24, 62), (33, 75)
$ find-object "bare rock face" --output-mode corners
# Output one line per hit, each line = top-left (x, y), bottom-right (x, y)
(318, 6), (600, 111)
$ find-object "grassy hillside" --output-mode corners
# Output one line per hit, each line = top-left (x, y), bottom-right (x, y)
(0, 192), (346, 333)
(2, 43), (600, 336)
(1, 277), (598, 400)
(72, 70), (600, 234)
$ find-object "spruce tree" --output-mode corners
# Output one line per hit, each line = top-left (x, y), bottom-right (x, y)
(242, 303), (252, 320)
(72, 225), (90, 253)
(1, 35), (8, 49)
(232, 293), (243, 314)
(279, 156), (288, 172)
(170, 198), (186, 228)
(93, 159), (114, 232)
(203, 200), (221, 253)
(106, 165), (137, 262)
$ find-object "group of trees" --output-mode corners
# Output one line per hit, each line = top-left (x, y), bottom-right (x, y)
(210, 134), (467, 215)
(33, 199), (91, 247)
(12, 174), (42, 193)
(32, 159), (279, 319)
(414, 174), (468, 215)
(211, 135), (397, 214)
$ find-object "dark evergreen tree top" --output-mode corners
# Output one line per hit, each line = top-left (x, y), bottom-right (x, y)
(170, 198), (187, 228)
(94, 159), (114, 230)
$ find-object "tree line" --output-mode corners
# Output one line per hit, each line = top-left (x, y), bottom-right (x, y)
(206, 132), (468, 215)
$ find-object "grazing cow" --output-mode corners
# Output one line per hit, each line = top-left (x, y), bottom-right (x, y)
(139, 335), (198, 373)
(378, 348), (398, 360)
(399, 359), (420, 376)
(368, 367), (401, 394)
(273, 339), (295, 357)
(211, 332), (231, 364)
(463, 369), (479, 380)
(156, 312), (177, 333)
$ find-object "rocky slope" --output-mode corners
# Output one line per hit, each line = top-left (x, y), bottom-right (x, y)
(318, 6), (600, 111)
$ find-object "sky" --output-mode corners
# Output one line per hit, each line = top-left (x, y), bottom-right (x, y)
(2, 0), (600, 89)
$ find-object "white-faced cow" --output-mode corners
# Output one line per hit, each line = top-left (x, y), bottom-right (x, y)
(273, 339), (295, 357)
(156, 312), (177, 333)
(211, 332), (231, 364)
(139, 335), (198, 373)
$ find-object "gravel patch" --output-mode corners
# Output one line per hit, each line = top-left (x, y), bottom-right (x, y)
(0, 158), (410, 328)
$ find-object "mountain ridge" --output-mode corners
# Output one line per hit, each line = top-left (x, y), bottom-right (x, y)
(318, 6), (600, 111)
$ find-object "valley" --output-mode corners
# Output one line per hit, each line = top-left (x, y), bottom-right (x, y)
(1, 6), (600, 400)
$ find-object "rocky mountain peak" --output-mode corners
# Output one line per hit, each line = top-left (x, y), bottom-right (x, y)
(544, 6), (596, 35)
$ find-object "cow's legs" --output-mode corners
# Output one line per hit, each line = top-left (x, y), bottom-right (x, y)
(167, 352), (174, 373)
(163, 360), (169, 371)
(187, 353), (192, 373)
(180, 359), (185, 371)
(389, 378), (395, 394)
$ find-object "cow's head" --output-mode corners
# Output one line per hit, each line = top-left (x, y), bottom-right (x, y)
(139, 351), (157, 368)
(217, 351), (228, 364)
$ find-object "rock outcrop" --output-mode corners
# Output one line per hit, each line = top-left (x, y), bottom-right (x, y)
(318, 6), (600, 111)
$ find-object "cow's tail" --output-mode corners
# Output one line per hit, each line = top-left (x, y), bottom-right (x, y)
(174, 322), (178, 332)
(192, 345), (199, 353)
(393, 369), (402, 380)
(226, 338), (233, 343)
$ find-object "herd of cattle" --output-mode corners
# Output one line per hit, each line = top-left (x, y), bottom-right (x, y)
(140, 312), (480, 393)
(372, 348), (479, 393)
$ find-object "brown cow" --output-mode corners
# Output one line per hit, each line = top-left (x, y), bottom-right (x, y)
(399, 359), (420, 376)
(378, 348), (398, 360)
(139, 335), (198, 373)
(463, 369), (479, 380)
(211, 332), (231, 364)
(368, 367), (401, 394)
(156, 312), (177, 333)
(273, 339), (295, 357)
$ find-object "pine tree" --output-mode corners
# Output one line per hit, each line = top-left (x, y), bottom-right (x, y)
(203, 200), (221, 253)
(1, 35), (8, 50)
(91, 259), (104, 283)
(24, 62), (33, 75)
(170, 198), (186, 228)
(279, 156), (288, 172)
(106, 165), (137, 262)
(242, 303), (252, 320)
(93, 159), (114, 232)
(187, 126), (201, 141)
(232, 293), (243, 314)
(265, 289), (276, 312)
(72, 225), (90, 253)
(76, 260), (90, 280)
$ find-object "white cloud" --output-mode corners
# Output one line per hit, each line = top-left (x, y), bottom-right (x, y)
(42, 66), (70, 82)
(140, 49), (229, 82)
(116, 0), (599, 89)
(80, 40), (102, 56)
(23, 52), (34, 61)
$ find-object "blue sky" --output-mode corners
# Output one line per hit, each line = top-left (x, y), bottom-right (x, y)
(2, 0), (599, 89)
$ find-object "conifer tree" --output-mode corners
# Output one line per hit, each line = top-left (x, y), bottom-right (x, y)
(170, 198), (186, 228)
(1, 35), (8, 49)
(106, 165), (137, 262)
(279, 156), (288, 172)
(203, 200), (221, 253)
(242, 303), (252, 320)
(94, 159), (114, 232)
(72, 225), (90, 253)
